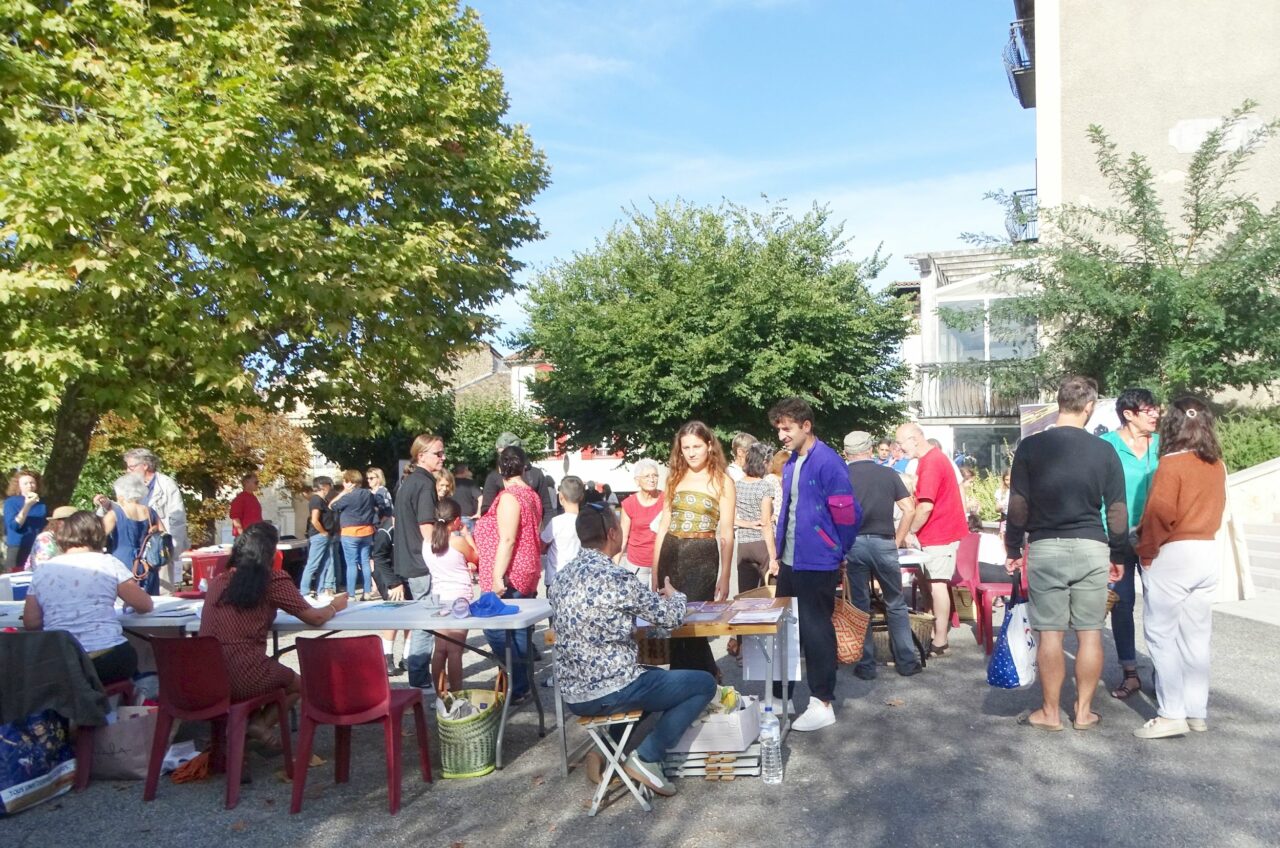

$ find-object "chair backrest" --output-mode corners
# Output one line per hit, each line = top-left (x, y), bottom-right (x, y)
(952, 532), (982, 587)
(151, 636), (232, 717)
(296, 635), (391, 724)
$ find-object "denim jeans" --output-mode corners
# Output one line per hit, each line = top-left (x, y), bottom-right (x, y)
(404, 574), (436, 689)
(484, 587), (533, 697)
(568, 669), (717, 763)
(300, 533), (334, 594)
(1110, 548), (1140, 665)
(340, 535), (373, 596)
(847, 536), (921, 673)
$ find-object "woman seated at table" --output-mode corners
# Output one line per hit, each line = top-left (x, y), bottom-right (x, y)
(199, 523), (347, 745)
(22, 510), (154, 685)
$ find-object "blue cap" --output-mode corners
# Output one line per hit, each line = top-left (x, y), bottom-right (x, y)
(468, 591), (519, 618)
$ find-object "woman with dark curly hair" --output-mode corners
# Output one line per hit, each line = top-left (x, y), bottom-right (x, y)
(1132, 398), (1228, 740)
(199, 523), (347, 743)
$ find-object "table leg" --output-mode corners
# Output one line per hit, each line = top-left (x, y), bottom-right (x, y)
(526, 625), (545, 736)
(495, 631), (514, 770)
(780, 609), (791, 739)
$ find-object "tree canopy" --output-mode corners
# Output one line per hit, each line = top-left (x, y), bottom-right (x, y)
(0, 0), (547, 501)
(986, 102), (1280, 399)
(520, 200), (911, 455)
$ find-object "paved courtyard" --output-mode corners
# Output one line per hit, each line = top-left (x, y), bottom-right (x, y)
(6, 605), (1277, 848)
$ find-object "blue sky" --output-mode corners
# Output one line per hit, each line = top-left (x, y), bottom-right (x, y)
(471, 0), (1036, 345)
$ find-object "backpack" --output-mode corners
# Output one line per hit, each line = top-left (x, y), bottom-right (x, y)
(133, 510), (174, 584)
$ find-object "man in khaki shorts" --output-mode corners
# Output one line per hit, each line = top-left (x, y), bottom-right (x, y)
(895, 423), (969, 656)
(1004, 376), (1128, 731)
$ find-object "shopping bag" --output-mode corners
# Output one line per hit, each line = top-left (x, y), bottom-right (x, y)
(91, 706), (165, 780)
(0, 710), (76, 816)
(833, 569), (870, 664)
(987, 569), (1037, 689)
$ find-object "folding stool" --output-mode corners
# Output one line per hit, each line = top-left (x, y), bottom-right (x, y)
(577, 711), (652, 816)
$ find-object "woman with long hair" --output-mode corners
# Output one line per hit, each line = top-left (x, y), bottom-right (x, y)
(653, 421), (735, 679)
(199, 523), (347, 744)
(1132, 398), (1227, 739)
(424, 497), (478, 691)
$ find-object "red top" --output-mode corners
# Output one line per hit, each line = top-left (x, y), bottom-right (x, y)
(479, 485), (544, 596)
(228, 491), (263, 535)
(913, 448), (968, 547)
(621, 493), (665, 568)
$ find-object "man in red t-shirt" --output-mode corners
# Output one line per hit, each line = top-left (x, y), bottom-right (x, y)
(895, 423), (969, 655)
(228, 472), (263, 536)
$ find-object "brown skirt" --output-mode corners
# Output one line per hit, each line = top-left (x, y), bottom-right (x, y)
(657, 536), (720, 679)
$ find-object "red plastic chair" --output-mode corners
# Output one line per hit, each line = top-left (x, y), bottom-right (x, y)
(74, 677), (137, 791)
(143, 636), (294, 809)
(290, 635), (431, 815)
(955, 539), (1029, 655)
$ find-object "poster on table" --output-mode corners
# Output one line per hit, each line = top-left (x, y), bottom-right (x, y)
(741, 597), (801, 682)
(1019, 399), (1120, 440)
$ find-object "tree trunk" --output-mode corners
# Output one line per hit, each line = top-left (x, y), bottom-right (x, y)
(41, 382), (101, 506)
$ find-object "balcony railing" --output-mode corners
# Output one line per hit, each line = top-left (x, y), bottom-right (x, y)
(1006, 188), (1038, 242)
(1003, 19), (1035, 108)
(916, 362), (1035, 420)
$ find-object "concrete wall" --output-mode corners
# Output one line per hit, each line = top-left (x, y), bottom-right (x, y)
(1038, 0), (1280, 214)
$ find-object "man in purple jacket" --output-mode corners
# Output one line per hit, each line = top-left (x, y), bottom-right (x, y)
(768, 398), (862, 731)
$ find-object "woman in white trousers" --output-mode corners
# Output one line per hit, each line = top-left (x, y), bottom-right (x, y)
(1133, 398), (1227, 740)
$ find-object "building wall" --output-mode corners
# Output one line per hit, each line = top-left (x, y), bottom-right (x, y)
(1039, 0), (1280, 213)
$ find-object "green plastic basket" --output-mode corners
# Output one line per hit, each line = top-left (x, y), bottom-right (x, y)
(436, 675), (504, 779)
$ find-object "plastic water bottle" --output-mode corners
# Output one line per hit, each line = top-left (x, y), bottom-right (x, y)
(760, 706), (783, 785)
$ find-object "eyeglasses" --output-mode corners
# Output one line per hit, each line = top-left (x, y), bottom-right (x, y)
(430, 450), (446, 458)
(1138, 407), (1160, 417)
(637, 473), (659, 480)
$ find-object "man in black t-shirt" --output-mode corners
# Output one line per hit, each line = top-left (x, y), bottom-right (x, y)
(480, 432), (557, 528)
(393, 433), (446, 690)
(843, 431), (921, 678)
(452, 463), (481, 528)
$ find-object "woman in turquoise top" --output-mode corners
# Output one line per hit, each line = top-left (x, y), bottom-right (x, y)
(1100, 389), (1161, 699)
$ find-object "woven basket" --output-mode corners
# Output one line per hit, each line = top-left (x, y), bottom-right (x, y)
(436, 672), (505, 779)
(870, 612), (935, 663)
(1106, 589), (1120, 615)
(637, 636), (671, 666)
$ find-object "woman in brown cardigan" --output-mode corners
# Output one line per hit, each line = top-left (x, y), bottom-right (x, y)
(1133, 397), (1227, 740)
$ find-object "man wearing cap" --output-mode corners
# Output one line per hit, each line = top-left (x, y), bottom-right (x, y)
(843, 431), (921, 678)
(480, 432), (556, 528)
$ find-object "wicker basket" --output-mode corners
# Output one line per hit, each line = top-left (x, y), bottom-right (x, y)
(1106, 589), (1120, 615)
(436, 672), (505, 779)
(870, 612), (935, 663)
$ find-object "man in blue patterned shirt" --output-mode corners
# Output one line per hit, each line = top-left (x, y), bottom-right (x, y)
(549, 504), (716, 798)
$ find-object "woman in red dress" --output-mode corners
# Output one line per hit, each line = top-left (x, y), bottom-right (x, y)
(199, 523), (347, 744)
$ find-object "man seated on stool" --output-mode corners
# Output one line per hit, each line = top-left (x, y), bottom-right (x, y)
(549, 503), (716, 798)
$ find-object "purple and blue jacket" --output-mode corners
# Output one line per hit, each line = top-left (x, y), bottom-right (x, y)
(774, 438), (863, 571)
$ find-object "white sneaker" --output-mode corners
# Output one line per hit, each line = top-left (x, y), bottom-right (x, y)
(1134, 716), (1189, 739)
(1187, 718), (1208, 732)
(791, 697), (836, 732)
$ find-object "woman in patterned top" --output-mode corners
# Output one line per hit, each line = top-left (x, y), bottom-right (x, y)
(734, 442), (778, 594)
(653, 421), (735, 680)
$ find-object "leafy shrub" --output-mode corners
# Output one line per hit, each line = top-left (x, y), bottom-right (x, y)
(1217, 406), (1280, 473)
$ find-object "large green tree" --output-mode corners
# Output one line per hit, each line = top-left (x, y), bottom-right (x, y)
(0, 0), (547, 502)
(984, 103), (1280, 398)
(520, 200), (911, 456)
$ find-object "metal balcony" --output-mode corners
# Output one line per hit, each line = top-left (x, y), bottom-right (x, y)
(1005, 188), (1038, 242)
(916, 362), (1033, 420)
(1003, 19), (1035, 108)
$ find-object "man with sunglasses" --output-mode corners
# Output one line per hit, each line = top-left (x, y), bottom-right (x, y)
(393, 432), (447, 691)
(1100, 389), (1161, 700)
(550, 501), (714, 798)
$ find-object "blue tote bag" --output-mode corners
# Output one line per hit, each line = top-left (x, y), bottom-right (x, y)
(987, 569), (1037, 689)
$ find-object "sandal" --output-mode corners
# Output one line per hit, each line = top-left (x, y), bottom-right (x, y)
(927, 642), (949, 658)
(1110, 670), (1141, 700)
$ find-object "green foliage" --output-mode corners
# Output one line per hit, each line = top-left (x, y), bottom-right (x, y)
(1217, 406), (1280, 473)
(967, 472), (1004, 523)
(985, 102), (1280, 399)
(0, 0), (548, 499)
(448, 398), (548, 479)
(520, 200), (911, 456)
(309, 395), (454, 479)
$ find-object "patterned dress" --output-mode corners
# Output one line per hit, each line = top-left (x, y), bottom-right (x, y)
(199, 571), (314, 701)
(656, 490), (721, 678)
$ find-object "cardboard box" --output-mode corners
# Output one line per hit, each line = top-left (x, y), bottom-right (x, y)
(670, 696), (760, 754)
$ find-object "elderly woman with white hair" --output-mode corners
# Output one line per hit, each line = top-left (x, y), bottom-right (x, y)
(616, 459), (665, 581)
(95, 474), (164, 594)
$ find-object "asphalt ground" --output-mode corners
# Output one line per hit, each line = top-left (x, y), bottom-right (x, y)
(5, 605), (1277, 848)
